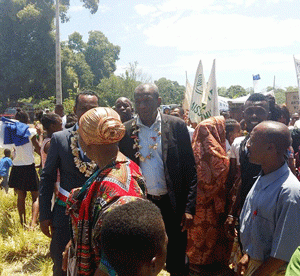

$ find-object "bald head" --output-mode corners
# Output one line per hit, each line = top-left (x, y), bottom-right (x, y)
(254, 121), (291, 155)
(247, 121), (291, 170)
(134, 83), (161, 127)
(134, 83), (159, 98)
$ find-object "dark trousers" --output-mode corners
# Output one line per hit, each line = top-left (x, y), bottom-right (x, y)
(50, 226), (70, 276)
(148, 194), (188, 276)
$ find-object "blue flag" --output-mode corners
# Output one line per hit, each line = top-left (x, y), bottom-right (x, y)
(253, 74), (260, 80)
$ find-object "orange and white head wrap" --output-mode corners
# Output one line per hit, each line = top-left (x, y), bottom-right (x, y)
(78, 107), (125, 145)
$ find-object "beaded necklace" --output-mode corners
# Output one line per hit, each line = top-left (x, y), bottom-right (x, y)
(131, 119), (161, 162)
(70, 131), (97, 177)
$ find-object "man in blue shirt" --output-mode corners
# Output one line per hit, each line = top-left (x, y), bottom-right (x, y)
(238, 121), (300, 276)
(0, 148), (13, 193)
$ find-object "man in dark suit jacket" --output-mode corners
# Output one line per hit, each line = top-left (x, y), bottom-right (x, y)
(119, 84), (197, 276)
(39, 91), (98, 276)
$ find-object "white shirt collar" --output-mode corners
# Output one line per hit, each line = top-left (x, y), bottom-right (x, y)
(136, 111), (161, 128)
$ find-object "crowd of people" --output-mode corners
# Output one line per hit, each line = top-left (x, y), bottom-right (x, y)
(1, 85), (300, 276)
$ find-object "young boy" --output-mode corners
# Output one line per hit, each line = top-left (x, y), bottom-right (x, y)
(100, 199), (168, 276)
(225, 119), (241, 153)
(0, 149), (13, 193)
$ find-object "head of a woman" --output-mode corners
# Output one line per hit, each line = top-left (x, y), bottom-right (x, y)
(15, 108), (29, 124)
(41, 113), (62, 135)
(78, 107), (125, 160)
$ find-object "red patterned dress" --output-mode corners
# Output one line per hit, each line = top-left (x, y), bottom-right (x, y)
(66, 154), (145, 275)
(187, 116), (231, 267)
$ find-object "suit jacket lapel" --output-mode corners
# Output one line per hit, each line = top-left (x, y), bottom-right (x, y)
(127, 120), (139, 165)
(161, 114), (169, 164)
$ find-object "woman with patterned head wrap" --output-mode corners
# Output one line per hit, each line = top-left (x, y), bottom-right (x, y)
(187, 116), (233, 275)
(63, 107), (146, 276)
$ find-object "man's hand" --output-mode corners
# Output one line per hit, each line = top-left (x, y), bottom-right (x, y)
(40, 219), (53, 238)
(224, 215), (237, 239)
(180, 213), (193, 232)
(237, 253), (250, 275)
(62, 240), (72, 272)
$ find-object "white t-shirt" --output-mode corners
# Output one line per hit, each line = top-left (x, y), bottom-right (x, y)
(294, 120), (300, 129)
(13, 128), (37, 166)
(187, 126), (195, 142)
(226, 139), (231, 153)
(62, 115), (67, 129)
(228, 136), (246, 165)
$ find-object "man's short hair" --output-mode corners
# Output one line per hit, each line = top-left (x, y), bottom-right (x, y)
(225, 119), (239, 140)
(246, 93), (268, 103)
(4, 149), (11, 157)
(75, 91), (99, 108)
(15, 108), (29, 124)
(41, 113), (61, 130)
(172, 107), (185, 117)
(100, 199), (165, 275)
(55, 104), (64, 109)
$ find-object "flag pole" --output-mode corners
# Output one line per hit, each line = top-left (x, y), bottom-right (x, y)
(185, 71), (188, 85)
(55, 0), (62, 105)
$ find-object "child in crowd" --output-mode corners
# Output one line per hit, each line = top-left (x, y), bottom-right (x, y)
(0, 149), (13, 193)
(225, 119), (241, 153)
(100, 199), (168, 276)
(40, 113), (62, 205)
(40, 113), (62, 166)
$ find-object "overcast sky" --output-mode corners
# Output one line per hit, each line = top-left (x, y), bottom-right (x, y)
(60, 0), (300, 91)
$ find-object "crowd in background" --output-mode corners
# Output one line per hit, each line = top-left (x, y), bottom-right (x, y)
(1, 87), (300, 276)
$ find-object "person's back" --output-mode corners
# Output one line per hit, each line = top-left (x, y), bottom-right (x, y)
(100, 199), (168, 276)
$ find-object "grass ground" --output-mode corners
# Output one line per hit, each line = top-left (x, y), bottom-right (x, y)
(0, 188), (52, 275)
(0, 149), (169, 275)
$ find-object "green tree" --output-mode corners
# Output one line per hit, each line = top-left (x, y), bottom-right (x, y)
(274, 88), (286, 105)
(68, 31), (86, 53)
(96, 61), (151, 106)
(61, 42), (94, 94)
(218, 87), (227, 97)
(85, 31), (121, 85)
(285, 86), (298, 92)
(226, 85), (247, 99)
(59, 0), (100, 21)
(0, 0), (102, 106)
(0, 0), (56, 103)
(154, 78), (185, 105)
(266, 86), (287, 105)
(96, 75), (125, 106)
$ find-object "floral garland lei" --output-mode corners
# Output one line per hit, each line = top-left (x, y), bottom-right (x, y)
(70, 131), (97, 177)
(131, 119), (161, 162)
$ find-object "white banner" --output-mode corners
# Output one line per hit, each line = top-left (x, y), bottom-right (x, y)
(294, 55), (300, 100)
(203, 59), (219, 118)
(189, 60), (206, 123)
(182, 77), (193, 110)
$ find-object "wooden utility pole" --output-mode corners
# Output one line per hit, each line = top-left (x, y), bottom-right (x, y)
(55, 0), (62, 104)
